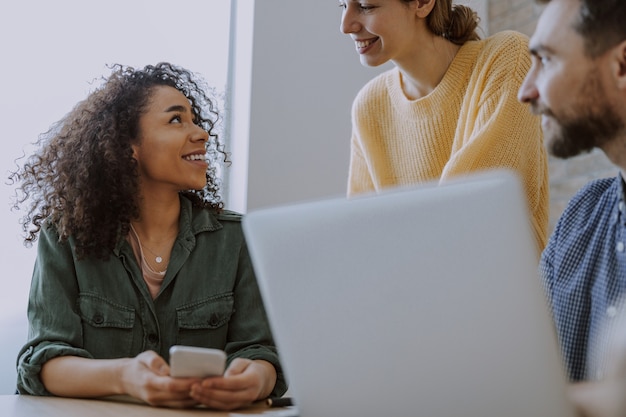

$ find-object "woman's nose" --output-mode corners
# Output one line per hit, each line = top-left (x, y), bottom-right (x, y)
(340, 6), (359, 34)
(191, 124), (209, 142)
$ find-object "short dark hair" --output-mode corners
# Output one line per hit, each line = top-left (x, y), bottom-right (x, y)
(538, 0), (626, 57)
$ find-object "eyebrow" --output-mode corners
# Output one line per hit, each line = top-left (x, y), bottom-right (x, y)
(163, 104), (189, 113)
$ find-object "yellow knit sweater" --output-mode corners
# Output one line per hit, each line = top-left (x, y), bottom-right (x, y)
(348, 30), (548, 251)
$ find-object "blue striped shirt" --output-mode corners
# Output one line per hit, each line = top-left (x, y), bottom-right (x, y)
(541, 173), (626, 381)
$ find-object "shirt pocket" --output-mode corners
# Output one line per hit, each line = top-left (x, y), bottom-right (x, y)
(175, 293), (234, 348)
(77, 293), (136, 359)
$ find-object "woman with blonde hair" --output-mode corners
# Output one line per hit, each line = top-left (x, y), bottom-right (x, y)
(340, 0), (548, 250)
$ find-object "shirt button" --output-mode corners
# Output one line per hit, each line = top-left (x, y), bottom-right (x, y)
(607, 306), (618, 318)
(208, 313), (221, 327)
(93, 314), (104, 325)
(618, 242), (625, 252)
(148, 333), (159, 344)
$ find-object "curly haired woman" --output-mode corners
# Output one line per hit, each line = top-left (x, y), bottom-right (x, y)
(11, 62), (286, 409)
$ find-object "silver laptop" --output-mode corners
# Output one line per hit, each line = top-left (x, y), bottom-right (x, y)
(243, 170), (575, 417)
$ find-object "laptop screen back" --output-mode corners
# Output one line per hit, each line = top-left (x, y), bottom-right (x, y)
(243, 170), (574, 417)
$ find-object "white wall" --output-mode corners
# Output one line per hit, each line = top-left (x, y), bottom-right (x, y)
(228, 0), (388, 212)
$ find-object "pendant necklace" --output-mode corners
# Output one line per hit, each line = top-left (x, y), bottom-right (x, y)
(129, 224), (171, 265)
(142, 244), (164, 264)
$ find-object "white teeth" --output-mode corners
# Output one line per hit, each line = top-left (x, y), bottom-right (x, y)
(183, 154), (207, 161)
(356, 39), (375, 48)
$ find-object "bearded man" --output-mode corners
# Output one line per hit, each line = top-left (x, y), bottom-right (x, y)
(518, 0), (626, 415)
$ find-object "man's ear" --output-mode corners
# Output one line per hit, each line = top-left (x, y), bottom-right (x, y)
(415, 0), (437, 18)
(613, 40), (626, 90)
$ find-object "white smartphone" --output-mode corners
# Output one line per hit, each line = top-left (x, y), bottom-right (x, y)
(169, 345), (227, 378)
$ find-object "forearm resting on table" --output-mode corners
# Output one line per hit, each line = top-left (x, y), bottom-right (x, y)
(41, 356), (131, 398)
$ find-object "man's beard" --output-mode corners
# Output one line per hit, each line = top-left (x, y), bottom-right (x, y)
(532, 70), (624, 159)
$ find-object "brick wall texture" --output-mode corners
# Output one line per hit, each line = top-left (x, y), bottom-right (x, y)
(485, 0), (618, 232)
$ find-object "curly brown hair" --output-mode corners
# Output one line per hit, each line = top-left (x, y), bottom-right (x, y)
(10, 62), (229, 260)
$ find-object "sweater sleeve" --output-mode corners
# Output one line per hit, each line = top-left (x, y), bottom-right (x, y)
(440, 32), (549, 251)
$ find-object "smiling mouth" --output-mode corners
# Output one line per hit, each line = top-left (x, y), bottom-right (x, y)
(183, 154), (207, 162)
(355, 38), (378, 49)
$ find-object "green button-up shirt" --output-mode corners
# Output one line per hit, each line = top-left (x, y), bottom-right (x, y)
(16, 196), (286, 397)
